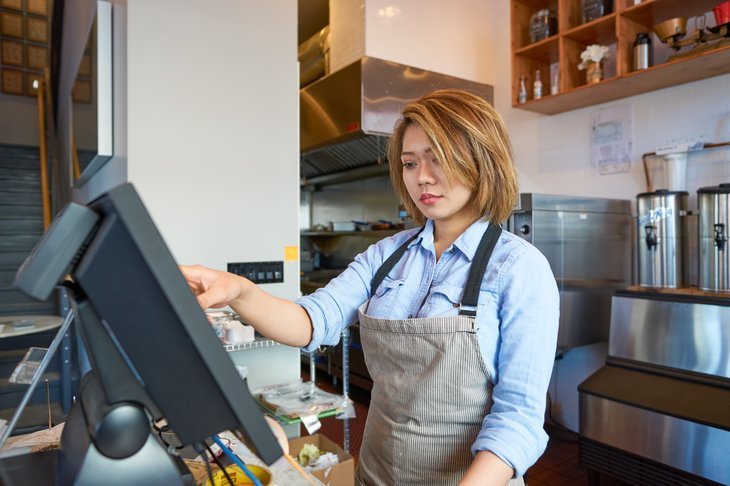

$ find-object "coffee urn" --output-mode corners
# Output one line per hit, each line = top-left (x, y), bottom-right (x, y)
(698, 183), (730, 292)
(637, 190), (688, 288)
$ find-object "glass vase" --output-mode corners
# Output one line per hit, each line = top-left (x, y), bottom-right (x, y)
(586, 62), (603, 84)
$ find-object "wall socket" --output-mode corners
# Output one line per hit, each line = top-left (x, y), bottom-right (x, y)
(227, 261), (284, 283)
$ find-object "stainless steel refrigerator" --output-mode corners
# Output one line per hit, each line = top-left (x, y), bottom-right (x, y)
(507, 193), (633, 350)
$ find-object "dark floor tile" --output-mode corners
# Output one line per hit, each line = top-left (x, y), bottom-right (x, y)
(535, 469), (575, 485)
(546, 442), (578, 461)
(564, 477), (589, 485)
(553, 461), (588, 481)
(534, 452), (567, 469)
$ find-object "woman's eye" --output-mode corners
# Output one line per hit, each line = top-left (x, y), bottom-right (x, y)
(402, 161), (416, 169)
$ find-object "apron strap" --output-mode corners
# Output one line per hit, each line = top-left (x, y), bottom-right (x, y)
(370, 228), (423, 296)
(459, 223), (502, 317)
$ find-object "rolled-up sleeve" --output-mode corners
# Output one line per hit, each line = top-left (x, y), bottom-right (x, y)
(472, 244), (560, 476)
(296, 233), (410, 353)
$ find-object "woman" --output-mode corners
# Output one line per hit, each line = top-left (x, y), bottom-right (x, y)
(182, 89), (559, 485)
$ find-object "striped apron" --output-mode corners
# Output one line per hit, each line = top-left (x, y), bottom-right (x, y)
(355, 224), (524, 485)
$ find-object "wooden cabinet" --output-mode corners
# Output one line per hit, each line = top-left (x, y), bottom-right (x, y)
(511, 0), (730, 114)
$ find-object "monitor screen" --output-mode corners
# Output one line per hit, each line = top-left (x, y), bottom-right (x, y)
(14, 183), (282, 465)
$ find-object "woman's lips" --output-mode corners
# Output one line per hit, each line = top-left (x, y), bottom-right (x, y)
(419, 193), (441, 205)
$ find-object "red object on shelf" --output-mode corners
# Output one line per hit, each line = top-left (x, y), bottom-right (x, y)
(714, 1), (730, 26)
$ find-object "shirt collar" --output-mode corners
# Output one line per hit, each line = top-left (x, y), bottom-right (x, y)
(408, 218), (492, 262)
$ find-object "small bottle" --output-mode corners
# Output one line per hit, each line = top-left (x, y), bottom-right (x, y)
(550, 70), (559, 95)
(518, 75), (527, 104)
(533, 70), (543, 100)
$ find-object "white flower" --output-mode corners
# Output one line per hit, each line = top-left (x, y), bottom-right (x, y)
(578, 44), (610, 70)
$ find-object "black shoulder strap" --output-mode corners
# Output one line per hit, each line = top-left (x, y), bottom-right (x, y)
(459, 223), (502, 316)
(370, 228), (423, 296)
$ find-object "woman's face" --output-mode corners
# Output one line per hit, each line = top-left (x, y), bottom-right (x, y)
(401, 124), (477, 227)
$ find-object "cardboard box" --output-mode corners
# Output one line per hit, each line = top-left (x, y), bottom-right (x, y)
(288, 434), (354, 486)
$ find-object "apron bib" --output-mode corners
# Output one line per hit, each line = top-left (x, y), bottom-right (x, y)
(354, 224), (524, 485)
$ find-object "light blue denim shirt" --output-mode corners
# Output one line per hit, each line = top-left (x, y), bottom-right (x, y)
(296, 218), (560, 476)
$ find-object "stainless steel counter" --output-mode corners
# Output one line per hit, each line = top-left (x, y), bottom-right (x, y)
(579, 290), (730, 485)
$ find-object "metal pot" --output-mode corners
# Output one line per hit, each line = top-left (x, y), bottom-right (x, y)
(637, 190), (688, 288)
(698, 183), (730, 292)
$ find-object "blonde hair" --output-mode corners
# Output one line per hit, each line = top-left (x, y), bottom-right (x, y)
(388, 89), (518, 225)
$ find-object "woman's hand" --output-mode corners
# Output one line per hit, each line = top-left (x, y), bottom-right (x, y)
(179, 264), (249, 310)
(180, 265), (314, 348)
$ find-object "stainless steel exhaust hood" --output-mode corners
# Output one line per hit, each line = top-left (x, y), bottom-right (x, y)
(300, 56), (493, 186)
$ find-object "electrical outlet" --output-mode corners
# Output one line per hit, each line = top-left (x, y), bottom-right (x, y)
(227, 261), (283, 283)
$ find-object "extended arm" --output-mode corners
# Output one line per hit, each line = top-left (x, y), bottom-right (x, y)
(180, 264), (313, 347)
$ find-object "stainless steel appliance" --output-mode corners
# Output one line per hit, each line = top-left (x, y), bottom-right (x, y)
(579, 291), (730, 485)
(508, 194), (633, 349)
(698, 183), (730, 292)
(636, 189), (688, 288)
(299, 56), (493, 187)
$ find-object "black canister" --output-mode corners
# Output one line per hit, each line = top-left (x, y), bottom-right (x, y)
(698, 183), (730, 292)
(583, 0), (613, 23)
(529, 9), (557, 44)
(633, 32), (652, 71)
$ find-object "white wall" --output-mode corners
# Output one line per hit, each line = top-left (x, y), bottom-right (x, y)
(365, 0), (496, 86)
(122, 0), (300, 300)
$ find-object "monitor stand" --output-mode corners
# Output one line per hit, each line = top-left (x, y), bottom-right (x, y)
(56, 288), (192, 485)
(58, 371), (192, 485)
(0, 294), (193, 484)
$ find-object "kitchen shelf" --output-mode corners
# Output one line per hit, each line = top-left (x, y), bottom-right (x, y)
(511, 0), (730, 115)
(301, 229), (400, 256)
(301, 230), (399, 237)
(224, 337), (282, 353)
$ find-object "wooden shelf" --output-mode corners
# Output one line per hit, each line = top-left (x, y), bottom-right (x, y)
(511, 0), (730, 114)
(563, 13), (616, 45)
(619, 0), (721, 26)
(515, 43), (730, 114)
(301, 229), (400, 256)
(301, 230), (399, 237)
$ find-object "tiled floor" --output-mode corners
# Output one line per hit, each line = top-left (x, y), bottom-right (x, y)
(526, 425), (631, 486)
(525, 426), (587, 485)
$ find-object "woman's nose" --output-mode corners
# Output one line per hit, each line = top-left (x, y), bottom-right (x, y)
(417, 163), (436, 185)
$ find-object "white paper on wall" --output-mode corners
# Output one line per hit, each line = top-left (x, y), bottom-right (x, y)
(590, 103), (633, 175)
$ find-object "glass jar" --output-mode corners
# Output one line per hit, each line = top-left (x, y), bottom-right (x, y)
(529, 9), (557, 44)
(583, 0), (613, 23)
